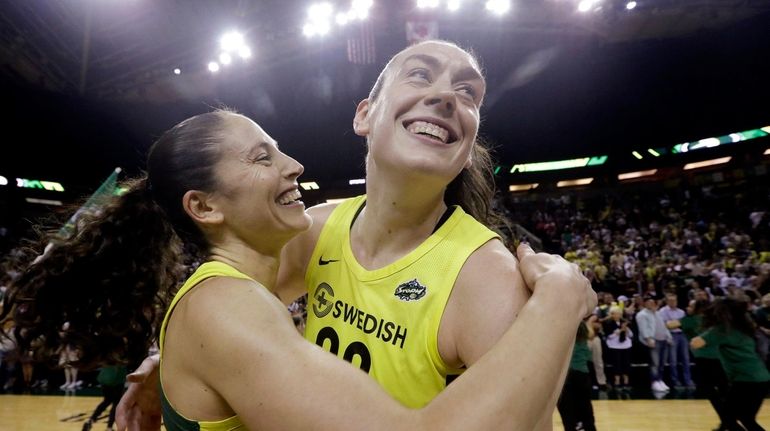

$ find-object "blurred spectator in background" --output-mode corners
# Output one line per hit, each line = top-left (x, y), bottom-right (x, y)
(636, 294), (672, 392)
(658, 293), (694, 389)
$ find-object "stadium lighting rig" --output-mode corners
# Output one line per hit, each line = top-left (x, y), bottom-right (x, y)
(415, 0), (509, 14)
(207, 31), (252, 74)
(304, 0), (522, 39)
(303, 0), (373, 38)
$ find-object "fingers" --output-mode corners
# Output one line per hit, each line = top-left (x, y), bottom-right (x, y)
(126, 354), (160, 384)
(515, 242), (535, 261)
(126, 373), (146, 384)
(115, 385), (137, 430)
(126, 370), (149, 385)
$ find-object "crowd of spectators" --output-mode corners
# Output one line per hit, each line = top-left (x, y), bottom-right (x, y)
(1, 180), (769, 405)
(504, 181), (770, 396)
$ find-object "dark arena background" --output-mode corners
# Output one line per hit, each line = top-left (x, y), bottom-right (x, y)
(1, 1), (770, 430)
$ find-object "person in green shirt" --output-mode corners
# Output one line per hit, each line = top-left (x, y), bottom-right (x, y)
(557, 320), (596, 431)
(692, 297), (770, 431)
(83, 365), (128, 431)
(681, 299), (728, 431)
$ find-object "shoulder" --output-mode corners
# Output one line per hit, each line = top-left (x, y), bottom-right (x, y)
(458, 239), (518, 279)
(452, 239), (528, 313)
(164, 276), (287, 366)
(442, 239), (529, 367)
(179, 276), (279, 324)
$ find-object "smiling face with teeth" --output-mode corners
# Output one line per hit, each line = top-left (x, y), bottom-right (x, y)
(353, 41), (486, 186)
(203, 114), (312, 249)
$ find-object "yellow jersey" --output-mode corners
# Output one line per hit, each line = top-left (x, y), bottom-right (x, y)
(304, 195), (499, 407)
(159, 261), (248, 431)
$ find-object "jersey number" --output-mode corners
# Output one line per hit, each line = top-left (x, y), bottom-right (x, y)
(315, 326), (371, 373)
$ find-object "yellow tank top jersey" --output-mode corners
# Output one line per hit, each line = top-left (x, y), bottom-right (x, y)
(304, 195), (499, 408)
(159, 261), (248, 431)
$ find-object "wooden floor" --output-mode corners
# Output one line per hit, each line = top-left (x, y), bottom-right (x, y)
(0, 394), (768, 430)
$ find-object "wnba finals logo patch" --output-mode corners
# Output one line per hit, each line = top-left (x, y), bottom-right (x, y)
(394, 279), (427, 301)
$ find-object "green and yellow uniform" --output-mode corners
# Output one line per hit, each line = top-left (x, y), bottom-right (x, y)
(159, 261), (248, 431)
(305, 196), (498, 407)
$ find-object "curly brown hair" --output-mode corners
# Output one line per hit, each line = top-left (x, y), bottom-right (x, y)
(0, 110), (233, 369)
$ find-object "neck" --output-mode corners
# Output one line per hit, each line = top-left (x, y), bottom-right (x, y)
(208, 244), (280, 292)
(352, 172), (449, 267)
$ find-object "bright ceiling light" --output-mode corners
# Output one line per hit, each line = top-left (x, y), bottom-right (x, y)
(447, 0), (461, 11)
(219, 52), (232, 65)
(352, 0), (373, 18)
(238, 46), (252, 59)
(208, 62), (220, 72)
(336, 12), (350, 25)
(303, 23), (317, 37)
(220, 32), (245, 52)
(578, 0), (595, 12)
(509, 183), (539, 192)
(486, 0), (511, 14)
(618, 169), (657, 180)
(304, 3), (333, 38)
(173, 68), (181, 75)
(557, 178), (594, 187)
(683, 157), (732, 170)
(626, 1), (637, 10)
(417, 0), (440, 8)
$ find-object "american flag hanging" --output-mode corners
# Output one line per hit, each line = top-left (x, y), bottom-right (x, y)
(347, 21), (376, 65)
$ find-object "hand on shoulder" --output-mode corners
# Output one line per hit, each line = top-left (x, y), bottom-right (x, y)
(514, 243), (597, 320)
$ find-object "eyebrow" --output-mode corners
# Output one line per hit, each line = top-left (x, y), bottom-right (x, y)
(402, 53), (485, 84)
(245, 140), (278, 158)
(403, 53), (441, 70)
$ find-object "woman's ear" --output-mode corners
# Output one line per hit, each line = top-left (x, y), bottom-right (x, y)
(353, 99), (371, 137)
(182, 190), (224, 226)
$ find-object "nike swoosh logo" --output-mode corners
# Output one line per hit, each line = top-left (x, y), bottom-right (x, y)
(318, 257), (340, 265)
